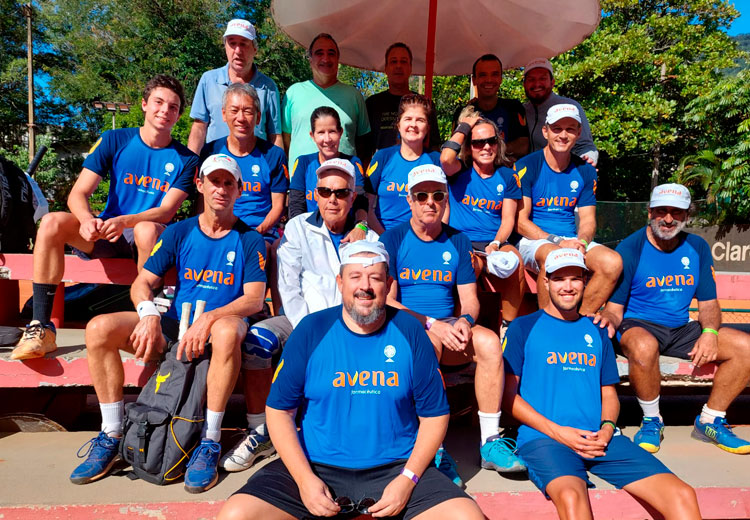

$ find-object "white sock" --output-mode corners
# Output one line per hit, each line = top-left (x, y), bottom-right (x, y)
(247, 412), (266, 435)
(478, 411), (501, 445)
(637, 396), (662, 421)
(699, 404), (726, 425)
(100, 401), (124, 437)
(203, 409), (225, 442)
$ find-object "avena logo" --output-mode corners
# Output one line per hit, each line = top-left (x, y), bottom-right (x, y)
(461, 195), (502, 211)
(399, 268), (453, 282)
(386, 182), (409, 192)
(183, 267), (235, 285)
(122, 173), (171, 192)
(645, 274), (694, 288)
(547, 351), (597, 367)
(332, 370), (400, 388)
(535, 196), (578, 208)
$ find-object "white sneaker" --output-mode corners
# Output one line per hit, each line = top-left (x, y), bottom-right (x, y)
(219, 428), (275, 472)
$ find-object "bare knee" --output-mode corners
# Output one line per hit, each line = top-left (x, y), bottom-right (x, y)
(554, 485), (589, 512)
(133, 221), (163, 250)
(217, 495), (258, 520)
(472, 328), (502, 367)
(210, 317), (247, 356)
(85, 314), (121, 352)
(621, 334), (659, 368)
(37, 212), (77, 245)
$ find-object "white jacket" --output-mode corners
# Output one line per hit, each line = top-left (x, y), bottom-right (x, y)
(277, 211), (380, 327)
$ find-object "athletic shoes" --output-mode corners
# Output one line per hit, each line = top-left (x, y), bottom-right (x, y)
(70, 432), (120, 484)
(219, 427), (276, 472)
(435, 447), (463, 487)
(11, 320), (57, 360)
(634, 416), (664, 453)
(692, 415), (750, 454)
(480, 435), (526, 472)
(184, 439), (221, 493)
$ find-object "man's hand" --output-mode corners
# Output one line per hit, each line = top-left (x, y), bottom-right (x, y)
(99, 216), (127, 242)
(79, 218), (104, 242)
(341, 225), (366, 244)
(298, 474), (339, 517)
(592, 312), (616, 338)
(454, 317), (473, 344)
(176, 312), (214, 361)
(368, 474), (415, 518)
(578, 428), (614, 457)
(559, 238), (586, 254)
(552, 425), (608, 458)
(130, 315), (166, 361)
(458, 112), (481, 129)
(689, 331), (719, 368)
(429, 320), (469, 352)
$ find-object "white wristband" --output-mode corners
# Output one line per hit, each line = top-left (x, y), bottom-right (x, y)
(400, 467), (419, 484)
(136, 300), (160, 320)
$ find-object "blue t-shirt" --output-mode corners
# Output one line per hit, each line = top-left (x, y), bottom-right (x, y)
(448, 165), (522, 242)
(144, 217), (267, 323)
(201, 138), (289, 230)
(366, 146), (441, 231)
(610, 228), (716, 328)
(381, 222), (476, 319)
(83, 128), (198, 221)
(503, 310), (620, 448)
(516, 150), (597, 237)
(267, 306), (449, 469)
(289, 152), (365, 213)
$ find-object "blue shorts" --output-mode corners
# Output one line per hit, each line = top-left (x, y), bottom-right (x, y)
(517, 435), (671, 498)
(72, 227), (136, 260)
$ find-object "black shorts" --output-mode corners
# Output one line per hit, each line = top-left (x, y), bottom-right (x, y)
(234, 458), (470, 519)
(72, 227), (137, 260)
(617, 319), (702, 359)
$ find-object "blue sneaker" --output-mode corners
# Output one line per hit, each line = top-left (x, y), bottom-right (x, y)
(184, 439), (221, 493)
(480, 435), (526, 472)
(70, 432), (120, 484)
(692, 415), (750, 454)
(633, 416), (664, 453)
(435, 447), (463, 487)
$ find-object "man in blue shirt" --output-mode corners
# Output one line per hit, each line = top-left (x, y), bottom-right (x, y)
(188, 19), (282, 153)
(515, 103), (622, 316)
(68, 154), (268, 493)
(504, 248), (700, 519)
(219, 241), (482, 520)
(599, 184), (750, 455)
(12, 75), (198, 361)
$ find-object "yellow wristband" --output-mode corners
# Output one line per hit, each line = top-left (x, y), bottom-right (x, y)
(579, 238), (589, 247)
(702, 328), (719, 336)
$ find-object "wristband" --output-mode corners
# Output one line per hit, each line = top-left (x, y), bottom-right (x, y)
(355, 221), (368, 233)
(460, 314), (475, 327)
(440, 140), (462, 153)
(600, 420), (616, 431)
(454, 122), (471, 138)
(702, 328), (719, 336)
(136, 300), (160, 320)
(579, 238), (589, 247)
(425, 317), (436, 331)
(400, 467), (419, 484)
(546, 234), (563, 245)
(490, 240), (509, 249)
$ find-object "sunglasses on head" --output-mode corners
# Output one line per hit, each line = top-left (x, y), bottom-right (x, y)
(335, 496), (376, 514)
(316, 187), (352, 199)
(412, 190), (447, 203)
(470, 136), (499, 148)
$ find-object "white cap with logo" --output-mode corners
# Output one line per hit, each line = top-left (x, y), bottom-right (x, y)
(649, 183), (691, 210)
(545, 248), (588, 273)
(200, 154), (242, 182)
(316, 158), (355, 178)
(524, 58), (554, 77)
(407, 164), (447, 191)
(340, 241), (390, 267)
(546, 104), (581, 125)
(224, 19), (257, 41)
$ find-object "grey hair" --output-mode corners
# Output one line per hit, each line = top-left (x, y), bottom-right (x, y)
(222, 82), (260, 111)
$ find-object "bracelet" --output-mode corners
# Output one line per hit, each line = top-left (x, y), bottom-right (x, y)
(600, 420), (616, 431)
(440, 140), (462, 153)
(460, 314), (475, 327)
(425, 317), (436, 331)
(702, 328), (719, 336)
(136, 300), (160, 320)
(490, 240), (509, 249)
(546, 234), (563, 245)
(355, 221), (368, 233)
(579, 238), (589, 247)
(454, 122), (472, 138)
(400, 467), (419, 484)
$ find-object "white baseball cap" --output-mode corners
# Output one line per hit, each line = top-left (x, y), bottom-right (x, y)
(545, 248), (588, 273)
(200, 154), (242, 182)
(650, 183), (691, 210)
(524, 58), (554, 77)
(546, 104), (581, 125)
(340, 241), (390, 267)
(407, 164), (447, 191)
(316, 158), (355, 178)
(224, 19), (257, 41)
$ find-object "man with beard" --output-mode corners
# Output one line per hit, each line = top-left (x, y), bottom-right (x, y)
(504, 248), (701, 520)
(599, 184), (750, 454)
(218, 241), (483, 520)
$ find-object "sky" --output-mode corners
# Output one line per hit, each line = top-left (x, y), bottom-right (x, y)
(728, 1), (750, 35)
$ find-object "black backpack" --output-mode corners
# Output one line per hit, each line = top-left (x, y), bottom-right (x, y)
(120, 342), (210, 485)
(0, 155), (36, 253)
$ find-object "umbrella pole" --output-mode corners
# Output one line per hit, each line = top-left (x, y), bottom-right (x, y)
(424, 0), (437, 99)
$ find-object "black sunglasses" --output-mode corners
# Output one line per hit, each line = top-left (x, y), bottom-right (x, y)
(470, 136), (499, 148)
(412, 191), (447, 203)
(316, 187), (352, 199)
(335, 496), (376, 514)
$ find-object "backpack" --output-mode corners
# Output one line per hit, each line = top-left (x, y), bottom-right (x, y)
(0, 155), (36, 253)
(120, 342), (210, 485)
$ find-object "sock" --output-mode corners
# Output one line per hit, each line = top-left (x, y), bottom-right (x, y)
(32, 283), (58, 329)
(247, 412), (266, 434)
(100, 401), (124, 437)
(478, 411), (501, 445)
(637, 396), (661, 421)
(203, 409), (225, 442)
(699, 404), (726, 425)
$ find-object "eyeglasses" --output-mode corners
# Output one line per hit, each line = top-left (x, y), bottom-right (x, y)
(412, 191), (447, 203)
(316, 187), (352, 199)
(335, 496), (376, 514)
(470, 136), (499, 148)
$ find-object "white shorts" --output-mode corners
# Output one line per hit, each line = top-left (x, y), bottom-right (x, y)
(518, 236), (600, 273)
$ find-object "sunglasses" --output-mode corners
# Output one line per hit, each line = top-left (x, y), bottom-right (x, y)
(412, 191), (447, 203)
(470, 136), (499, 148)
(316, 187), (352, 199)
(335, 496), (376, 514)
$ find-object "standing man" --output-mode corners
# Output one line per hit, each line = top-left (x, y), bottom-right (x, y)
(452, 54), (529, 161)
(366, 42), (441, 154)
(523, 58), (598, 166)
(599, 184), (750, 454)
(188, 19), (282, 153)
(12, 75), (198, 361)
(503, 248), (701, 519)
(218, 241), (483, 520)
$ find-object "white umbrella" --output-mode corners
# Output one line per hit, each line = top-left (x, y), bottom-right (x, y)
(271, 0), (601, 96)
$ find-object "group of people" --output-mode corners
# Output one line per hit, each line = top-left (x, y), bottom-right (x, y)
(9, 17), (750, 520)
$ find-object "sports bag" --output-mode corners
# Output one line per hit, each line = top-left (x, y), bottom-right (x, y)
(0, 155), (36, 253)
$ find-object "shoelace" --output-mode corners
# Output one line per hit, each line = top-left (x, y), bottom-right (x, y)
(485, 436), (518, 456)
(22, 323), (45, 341)
(714, 418), (737, 436)
(188, 442), (220, 470)
(76, 432), (114, 459)
(641, 419), (662, 434)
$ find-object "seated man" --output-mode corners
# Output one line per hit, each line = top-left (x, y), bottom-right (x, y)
(382, 164), (524, 485)
(599, 183), (750, 454)
(515, 104), (622, 315)
(12, 74), (198, 360)
(504, 248), (701, 520)
(69, 154), (268, 493)
(218, 157), (379, 473)
(218, 241), (483, 520)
